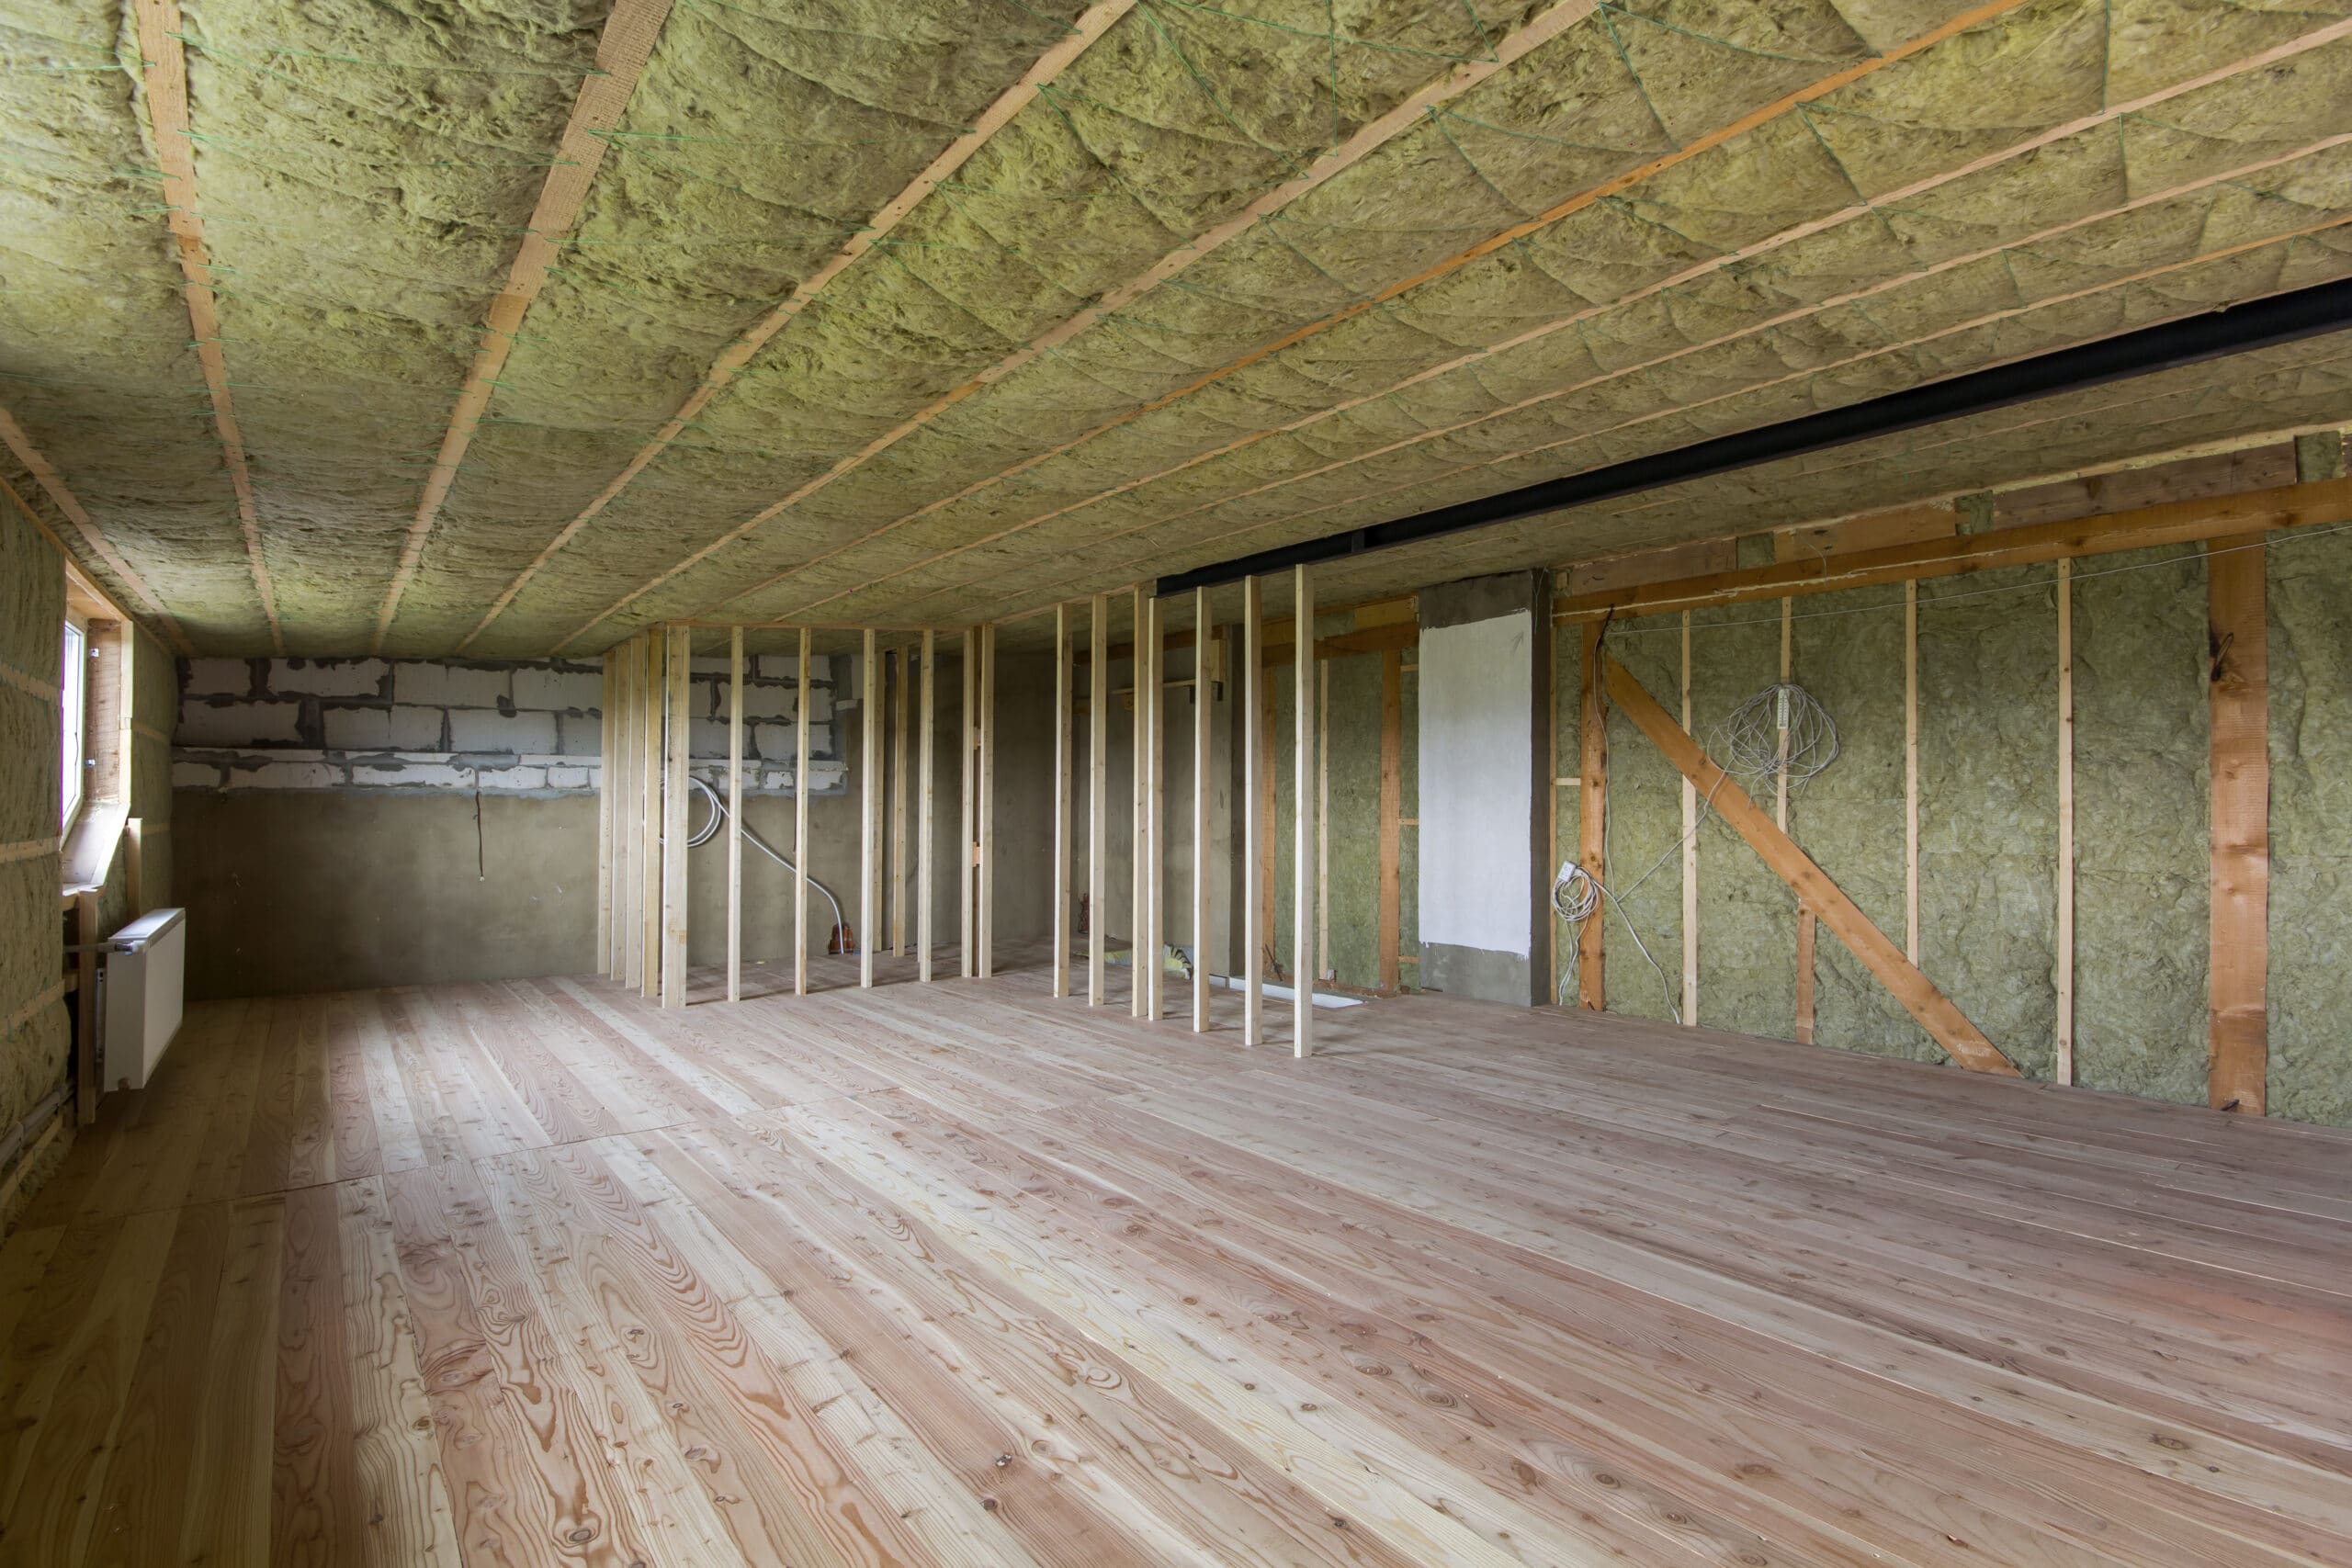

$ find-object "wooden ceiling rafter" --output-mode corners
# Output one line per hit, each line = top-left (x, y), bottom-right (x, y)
(369, 0), (679, 653)
(769, 19), (2352, 625)
(459, 0), (1147, 652)
(0, 410), (191, 655)
(662, 0), (2045, 631)
(130, 0), (277, 653)
(900, 189), (2352, 624)
(542, 0), (1611, 653)
(937, 212), (2352, 623)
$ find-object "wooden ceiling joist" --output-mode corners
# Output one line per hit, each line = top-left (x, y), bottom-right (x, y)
(794, 24), (2352, 624)
(547, 0), (1608, 651)
(463, 0), (1145, 651)
(0, 417), (189, 655)
(370, 0), (679, 652)
(130, 0), (277, 653)
(961, 204), (2352, 622)
(685, 0), (2049, 627)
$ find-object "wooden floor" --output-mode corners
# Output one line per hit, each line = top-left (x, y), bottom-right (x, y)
(3, 955), (2348, 1566)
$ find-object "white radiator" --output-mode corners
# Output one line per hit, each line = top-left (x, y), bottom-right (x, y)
(101, 908), (186, 1092)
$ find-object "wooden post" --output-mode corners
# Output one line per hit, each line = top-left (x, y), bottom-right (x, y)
(597, 650), (614, 976)
(125, 818), (147, 919)
(2207, 536), (2268, 1113)
(795, 626), (810, 998)
(727, 626), (744, 1003)
(1378, 646), (1402, 992)
(1680, 611), (1697, 1026)
(962, 627), (977, 980)
(1193, 587), (1212, 1031)
(1131, 587), (1147, 1020)
(1576, 621), (1606, 1010)
(920, 629), (935, 984)
(1604, 655), (2019, 1076)
(639, 633), (661, 998)
(892, 644), (909, 958)
(661, 623), (689, 1010)
(1089, 594), (1108, 1007)
(1054, 603), (1072, 998)
(1905, 581), (1920, 966)
(1546, 609), (1560, 1003)
(1784, 599), (1815, 1045)
(2055, 558), (2075, 1085)
(74, 890), (98, 1122)
(1148, 596), (1166, 1020)
(1293, 565), (1314, 1057)
(862, 627), (878, 988)
(616, 635), (638, 988)
(979, 623), (997, 980)
(1242, 575), (1264, 1045)
(1317, 657), (1329, 985)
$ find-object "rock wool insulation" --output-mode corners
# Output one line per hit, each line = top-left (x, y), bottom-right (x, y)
(0, 490), (68, 1222)
(1577, 522), (2352, 1127)
(11, 1), (2352, 652)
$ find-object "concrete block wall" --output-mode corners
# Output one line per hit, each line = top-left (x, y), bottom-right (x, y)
(173, 653), (851, 795)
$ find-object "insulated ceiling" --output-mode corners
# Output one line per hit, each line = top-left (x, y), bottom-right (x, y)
(4, 0), (2351, 656)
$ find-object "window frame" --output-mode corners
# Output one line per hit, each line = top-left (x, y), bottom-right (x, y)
(59, 614), (87, 837)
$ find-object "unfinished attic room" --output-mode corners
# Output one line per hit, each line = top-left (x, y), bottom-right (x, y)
(16, 2), (2352, 1565)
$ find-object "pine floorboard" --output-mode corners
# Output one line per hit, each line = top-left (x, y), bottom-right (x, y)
(1, 951), (2347, 1565)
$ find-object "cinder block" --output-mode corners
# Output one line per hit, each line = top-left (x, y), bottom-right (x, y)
(389, 705), (445, 749)
(752, 722), (793, 760)
(392, 661), (510, 707)
(181, 658), (253, 698)
(555, 714), (603, 756)
(269, 657), (388, 697)
(690, 717), (731, 759)
(349, 762), (469, 788)
(804, 722), (831, 759)
(228, 759), (343, 790)
(545, 765), (593, 791)
(741, 682), (795, 719)
(753, 655), (796, 682)
(806, 760), (850, 794)
(513, 666), (604, 712)
(177, 698), (302, 748)
(322, 705), (391, 750)
(472, 765), (548, 792)
(172, 761), (224, 789)
(448, 708), (557, 753)
(804, 684), (834, 723)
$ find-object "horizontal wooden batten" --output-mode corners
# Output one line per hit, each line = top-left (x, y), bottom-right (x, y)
(1555, 476), (2352, 623)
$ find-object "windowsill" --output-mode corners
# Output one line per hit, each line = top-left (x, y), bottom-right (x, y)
(59, 799), (127, 897)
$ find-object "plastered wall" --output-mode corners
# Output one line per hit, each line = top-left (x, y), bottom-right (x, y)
(1557, 520), (2352, 1129)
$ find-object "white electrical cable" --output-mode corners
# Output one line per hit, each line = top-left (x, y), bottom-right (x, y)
(681, 773), (851, 948)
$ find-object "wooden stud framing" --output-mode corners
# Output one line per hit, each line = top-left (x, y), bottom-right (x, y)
(1293, 565), (1315, 1057)
(661, 623), (690, 1010)
(597, 650), (616, 976)
(1546, 615), (1562, 1002)
(1053, 603), (1073, 999)
(1680, 611), (1698, 1026)
(1576, 622), (1607, 1010)
(74, 891), (98, 1123)
(1378, 646), (1403, 993)
(1193, 588), (1213, 1031)
(1784, 599), (1816, 1046)
(1604, 655), (2020, 1076)
(639, 634), (662, 998)
(1142, 598), (1161, 1020)
(979, 624), (998, 980)
(795, 627), (811, 998)
(1131, 588), (1148, 1019)
(2206, 536), (2269, 1113)
(727, 626), (744, 1003)
(616, 636), (639, 988)
(862, 628), (880, 989)
(1243, 576), (1265, 1045)
(892, 645), (909, 957)
(1317, 658), (1330, 984)
(2055, 559), (2075, 1084)
(1088, 596), (1108, 1006)
(1905, 581), (1921, 965)
(919, 629), (936, 985)
(962, 628), (978, 980)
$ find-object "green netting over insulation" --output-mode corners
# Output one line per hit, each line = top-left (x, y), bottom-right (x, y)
(13, 1), (2352, 656)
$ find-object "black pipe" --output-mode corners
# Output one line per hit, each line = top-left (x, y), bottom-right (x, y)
(1156, 276), (2352, 597)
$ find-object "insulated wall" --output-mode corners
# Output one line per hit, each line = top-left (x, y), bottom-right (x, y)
(0, 488), (68, 1225)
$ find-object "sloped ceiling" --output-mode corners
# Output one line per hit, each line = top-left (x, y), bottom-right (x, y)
(5, 0), (2351, 656)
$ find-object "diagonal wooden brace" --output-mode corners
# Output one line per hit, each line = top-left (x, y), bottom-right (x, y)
(1602, 654), (2020, 1077)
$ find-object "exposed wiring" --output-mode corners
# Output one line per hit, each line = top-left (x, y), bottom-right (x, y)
(679, 773), (851, 950)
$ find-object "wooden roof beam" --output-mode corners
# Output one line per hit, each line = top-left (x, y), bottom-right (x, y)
(0, 416), (189, 655)
(130, 0), (276, 652)
(371, 0), (678, 651)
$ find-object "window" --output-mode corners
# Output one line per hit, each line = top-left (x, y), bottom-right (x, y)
(59, 618), (85, 832)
